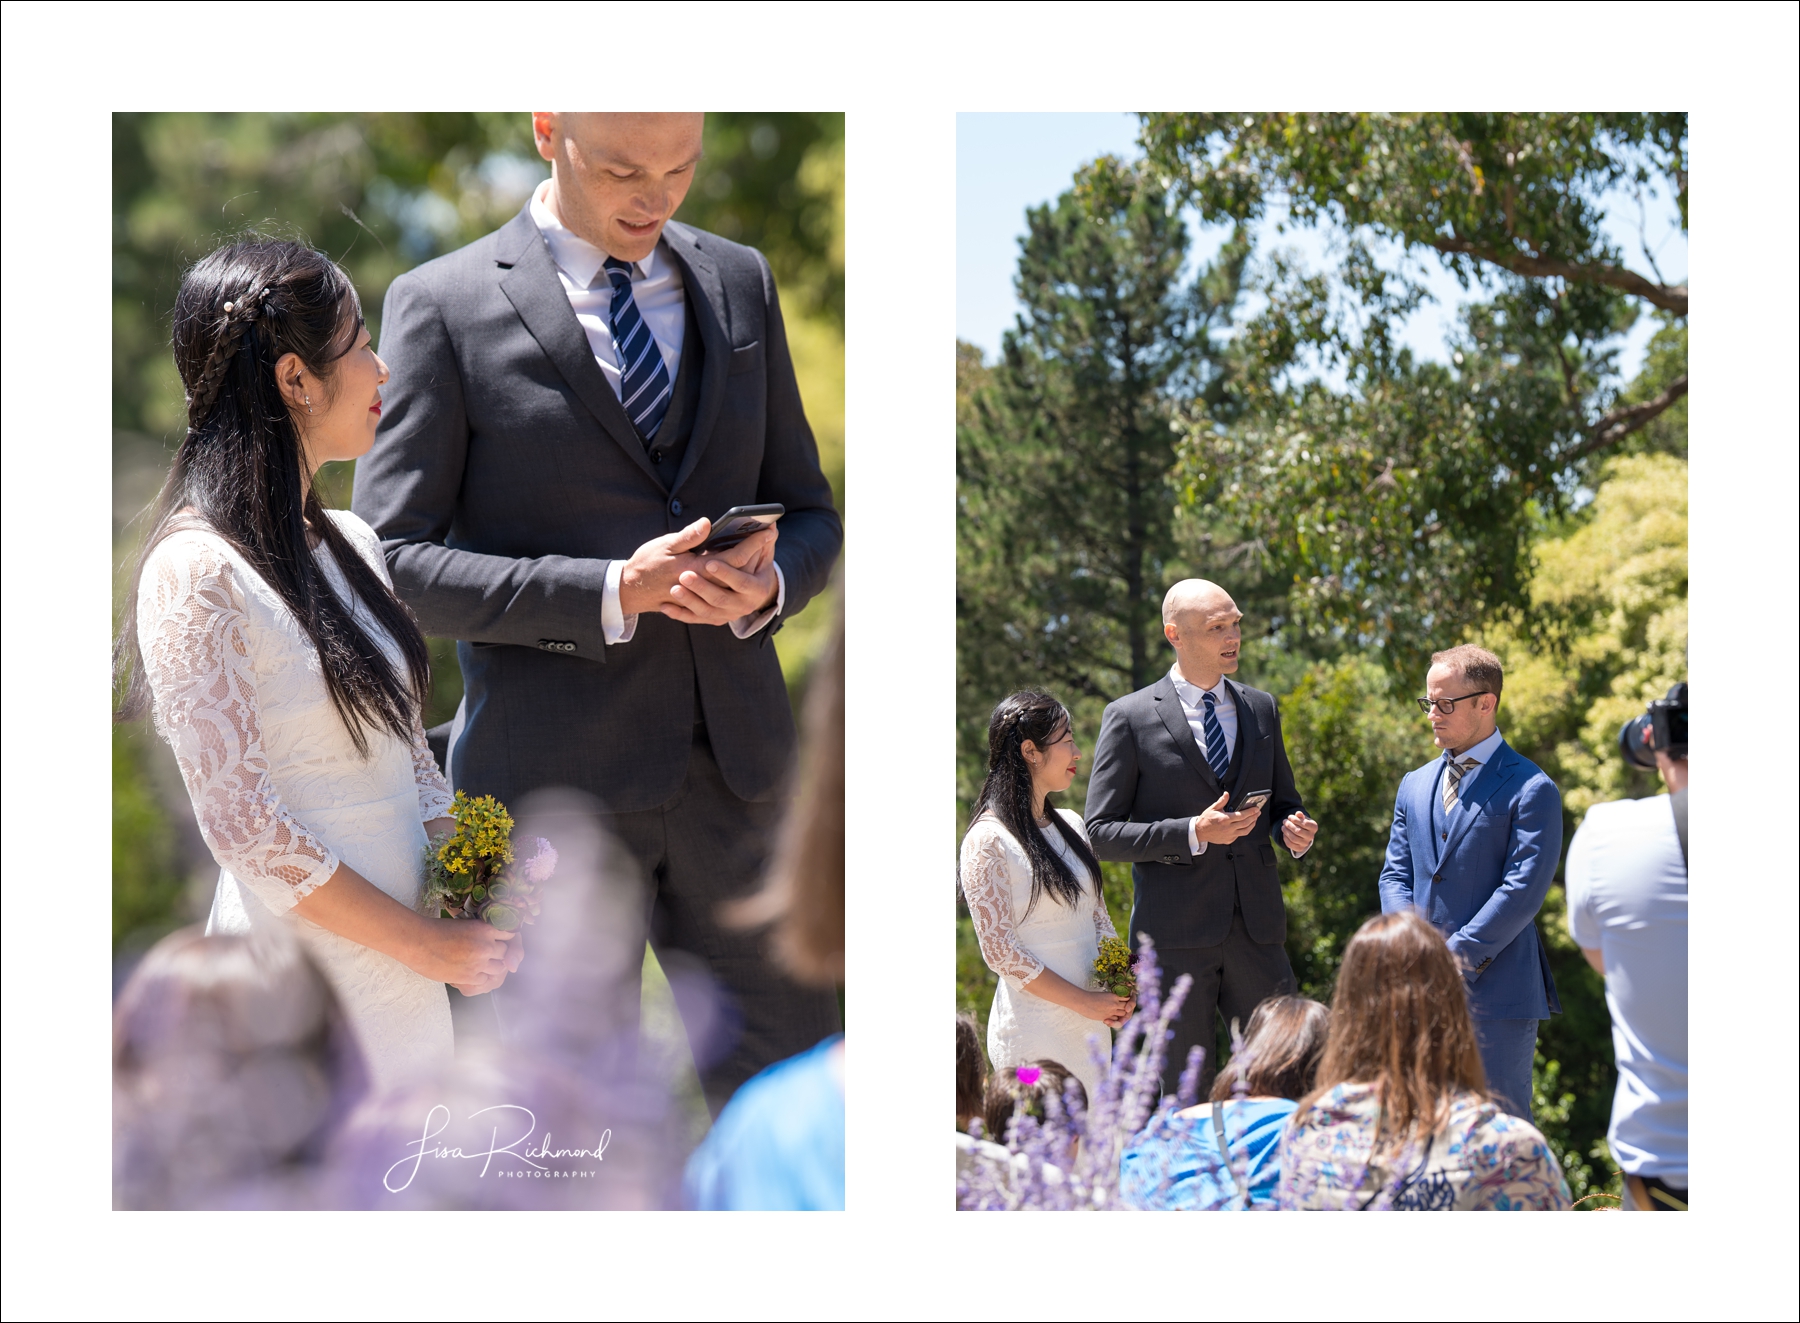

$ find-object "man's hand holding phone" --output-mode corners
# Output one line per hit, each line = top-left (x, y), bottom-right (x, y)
(1192, 791), (1262, 846)
(618, 515), (779, 626)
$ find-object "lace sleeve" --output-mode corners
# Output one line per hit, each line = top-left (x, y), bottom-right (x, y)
(138, 537), (340, 912)
(960, 822), (1043, 987)
(408, 714), (454, 820)
(1092, 892), (1120, 945)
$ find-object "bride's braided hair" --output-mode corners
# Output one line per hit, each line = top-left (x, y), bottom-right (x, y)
(968, 691), (1100, 917)
(115, 237), (432, 759)
(184, 283), (274, 425)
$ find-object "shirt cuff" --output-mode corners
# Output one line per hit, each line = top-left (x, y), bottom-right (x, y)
(602, 559), (638, 645)
(1189, 819), (1207, 856)
(729, 563), (786, 640)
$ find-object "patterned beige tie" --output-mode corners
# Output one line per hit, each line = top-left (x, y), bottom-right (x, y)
(1442, 756), (1479, 813)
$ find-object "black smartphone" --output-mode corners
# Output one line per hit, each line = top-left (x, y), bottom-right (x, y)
(1230, 788), (1272, 815)
(693, 504), (784, 556)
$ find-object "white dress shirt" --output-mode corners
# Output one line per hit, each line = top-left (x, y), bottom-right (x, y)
(529, 180), (783, 645)
(1171, 664), (1307, 858)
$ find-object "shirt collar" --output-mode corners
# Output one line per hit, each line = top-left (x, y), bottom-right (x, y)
(1170, 664), (1231, 707)
(529, 179), (663, 289)
(1447, 726), (1505, 767)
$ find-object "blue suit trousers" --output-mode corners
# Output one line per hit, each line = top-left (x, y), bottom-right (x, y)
(1475, 1016), (1539, 1121)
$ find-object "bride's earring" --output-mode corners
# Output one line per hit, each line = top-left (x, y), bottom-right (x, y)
(304, 395), (314, 415)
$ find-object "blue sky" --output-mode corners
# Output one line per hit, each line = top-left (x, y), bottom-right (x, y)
(956, 112), (1687, 384)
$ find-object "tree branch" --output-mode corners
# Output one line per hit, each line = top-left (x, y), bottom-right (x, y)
(1566, 374), (1688, 461)
(1430, 236), (1688, 316)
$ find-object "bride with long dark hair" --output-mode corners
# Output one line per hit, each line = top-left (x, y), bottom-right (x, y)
(959, 691), (1133, 1108)
(114, 238), (519, 1088)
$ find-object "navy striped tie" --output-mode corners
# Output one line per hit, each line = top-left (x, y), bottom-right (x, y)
(603, 257), (673, 445)
(1201, 690), (1231, 780)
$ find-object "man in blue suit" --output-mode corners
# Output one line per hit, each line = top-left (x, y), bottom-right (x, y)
(1379, 644), (1562, 1119)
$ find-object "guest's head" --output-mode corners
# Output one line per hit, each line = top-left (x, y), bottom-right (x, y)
(1423, 643), (1503, 754)
(114, 236), (430, 761)
(531, 112), (706, 263)
(1162, 579), (1242, 683)
(113, 926), (367, 1208)
(983, 1059), (1086, 1145)
(731, 576), (844, 986)
(970, 690), (1097, 915)
(956, 1013), (986, 1131)
(1208, 995), (1330, 1104)
(1300, 911), (1486, 1140)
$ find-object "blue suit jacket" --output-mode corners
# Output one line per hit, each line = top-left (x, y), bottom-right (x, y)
(1378, 740), (1563, 1020)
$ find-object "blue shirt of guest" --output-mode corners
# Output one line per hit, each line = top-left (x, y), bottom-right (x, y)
(684, 1035), (845, 1210)
(1119, 1098), (1296, 1210)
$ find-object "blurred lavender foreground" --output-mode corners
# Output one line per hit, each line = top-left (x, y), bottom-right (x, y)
(957, 936), (1209, 1211)
(114, 791), (713, 1209)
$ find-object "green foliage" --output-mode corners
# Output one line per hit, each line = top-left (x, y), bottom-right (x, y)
(957, 120), (1687, 1208)
(1137, 112), (1687, 311)
(1276, 659), (1433, 997)
(681, 113), (845, 331)
(113, 113), (844, 945)
(112, 724), (186, 952)
(1490, 453), (1687, 820)
(957, 157), (1252, 811)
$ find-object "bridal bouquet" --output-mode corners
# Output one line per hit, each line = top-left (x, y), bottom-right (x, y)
(1092, 935), (1138, 999)
(422, 790), (556, 931)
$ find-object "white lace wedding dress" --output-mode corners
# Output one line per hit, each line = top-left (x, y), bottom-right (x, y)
(961, 809), (1119, 1107)
(138, 508), (455, 1091)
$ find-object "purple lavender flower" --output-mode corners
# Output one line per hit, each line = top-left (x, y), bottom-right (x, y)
(957, 933), (1195, 1211)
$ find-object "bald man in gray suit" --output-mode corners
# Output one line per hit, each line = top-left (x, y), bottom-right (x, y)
(352, 113), (840, 1110)
(1084, 581), (1319, 1096)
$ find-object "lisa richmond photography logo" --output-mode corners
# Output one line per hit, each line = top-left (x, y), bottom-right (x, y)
(384, 1104), (612, 1193)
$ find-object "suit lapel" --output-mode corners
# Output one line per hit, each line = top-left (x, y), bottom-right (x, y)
(659, 223), (730, 495)
(1223, 677), (1261, 800)
(1153, 674), (1221, 793)
(1440, 742), (1523, 865)
(494, 208), (661, 486)
(1415, 761), (1442, 875)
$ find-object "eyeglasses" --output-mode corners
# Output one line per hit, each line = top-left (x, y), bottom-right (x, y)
(1416, 692), (1492, 716)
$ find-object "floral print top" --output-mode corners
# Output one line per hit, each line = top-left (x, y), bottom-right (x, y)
(1276, 1082), (1572, 1210)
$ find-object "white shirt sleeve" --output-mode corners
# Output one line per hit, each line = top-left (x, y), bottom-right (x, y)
(1189, 819), (1207, 856)
(729, 563), (786, 639)
(601, 558), (638, 645)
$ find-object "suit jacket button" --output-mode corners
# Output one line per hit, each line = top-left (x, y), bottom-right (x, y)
(651, 448), (665, 465)
(670, 498), (683, 516)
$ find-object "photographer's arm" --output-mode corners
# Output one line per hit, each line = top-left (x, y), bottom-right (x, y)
(1563, 815), (1607, 975)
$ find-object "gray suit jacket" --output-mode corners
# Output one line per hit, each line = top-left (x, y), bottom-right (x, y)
(1083, 675), (1305, 949)
(351, 204), (840, 812)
